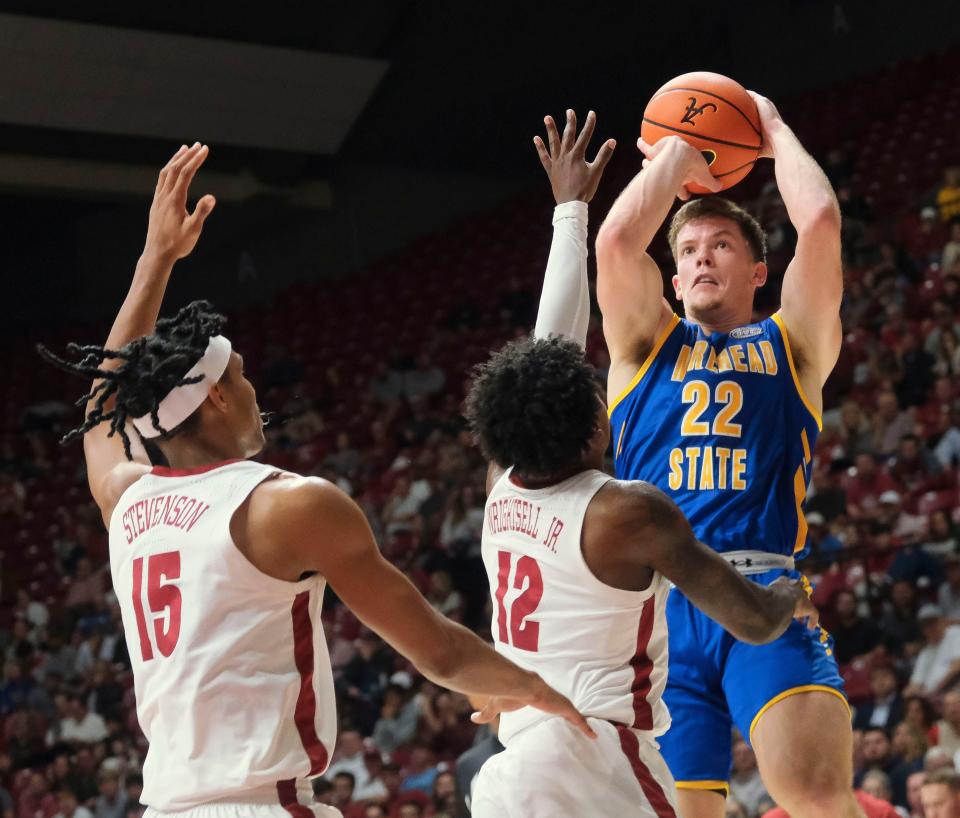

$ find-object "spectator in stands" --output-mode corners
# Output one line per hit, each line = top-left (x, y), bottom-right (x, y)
(805, 512), (844, 557)
(372, 683), (421, 756)
(943, 222), (960, 276)
(891, 435), (943, 497)
(937, 167), (960, 223)
(56, 695), (108, 746)
(338, 636), (388, 735)
(939, 555), (960, 621)
(430, 770), (457, 818)
(891, 721), (930, 803)
(399, 743), (438, 794)
(834, 401), (876, 459)
(856, 666), (906, 732)
(906, 605), (960, 697)
(93, 771), (126, 818)
(857, 727), (899, 788)
(846, 452), (901, 518)
(880, 578), (924, 654)
(426, 572), (463, 620)
(875, 391), (917, 458)
(806, 465), (848, 522)
(832, 589), (882, 664)
(906, 770), (926, 818)
(403, 354), (445, 402)
(52, 789), (93, 818)
(382, 474), (430, 537)
(369, 362), (405, 405)
(323, 432), (361, 481)
(330, 772), (355, 813)
(326, 731), (371, 797)
(438, 486), (484, 555)
(63, 558), (106, 610)
(933, 689), (960, 759)
(898, 332), (936, 409)
(934, 407), (960, 469)
(351, 748), (389, 802)
(18, 773), (56, 818)
(729, 737), (770, 817)
(860, 770), (897, 810)
(921, 768), (960, 817)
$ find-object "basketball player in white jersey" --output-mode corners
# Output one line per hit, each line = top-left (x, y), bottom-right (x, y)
(460, 112), (818, 818)
(38, 143), (595, 818)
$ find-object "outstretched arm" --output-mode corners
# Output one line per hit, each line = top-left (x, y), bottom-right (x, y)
(751, 92), (843, 394)
(84, 144), (216, 514)
(596, 137), (720, 372)
(587, 481), (817, 645)
(532, 109), (615, 347)
(258, 477), (596, 738)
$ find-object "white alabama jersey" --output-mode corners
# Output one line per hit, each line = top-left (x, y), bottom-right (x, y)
(482, 468), (670, 744)
(108, 459), (336, 812)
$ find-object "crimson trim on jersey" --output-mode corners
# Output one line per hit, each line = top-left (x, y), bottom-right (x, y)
(276, 779), (313, 818)
(291, 591), (329, 775)
(151, 458), (243, 477)
(629, 596), (656, 730)
(616, 724), (677, 818)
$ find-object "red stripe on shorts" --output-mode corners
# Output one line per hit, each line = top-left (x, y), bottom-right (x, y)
(291, 590), (329, 775)
(629, 596), (655, 729)
(276, 779), (314, 818)
(615, 724), (677, 818)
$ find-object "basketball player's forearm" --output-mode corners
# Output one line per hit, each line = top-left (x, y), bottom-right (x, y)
(534, 202), (590, 347)
(432, 620), (540, 697)
(598, 139), (689, 254)
(102, 251), (175, 355)
(767, 122), (840, 232)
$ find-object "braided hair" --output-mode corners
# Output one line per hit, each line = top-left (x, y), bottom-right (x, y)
(37, 300), (227, 460)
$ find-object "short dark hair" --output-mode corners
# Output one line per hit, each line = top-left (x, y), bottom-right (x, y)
(667, 196), (767, 263)
(465, 336), (600, 478)
(333, 771), (355, 788)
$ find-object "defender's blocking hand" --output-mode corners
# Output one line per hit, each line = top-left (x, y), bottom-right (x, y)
(534, 109), (615, 205)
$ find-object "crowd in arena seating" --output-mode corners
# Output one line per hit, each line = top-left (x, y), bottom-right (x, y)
(2, 72), (960, 818)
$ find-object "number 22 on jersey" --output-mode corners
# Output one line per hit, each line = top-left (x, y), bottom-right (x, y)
(132, 551), (182, 661)
(494, 550), (543, 652)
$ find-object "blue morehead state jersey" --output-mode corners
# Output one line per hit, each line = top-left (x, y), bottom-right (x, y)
(609, 312), (821, 558)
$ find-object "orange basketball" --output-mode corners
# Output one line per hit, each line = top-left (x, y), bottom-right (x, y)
(641, 71), (761, 194)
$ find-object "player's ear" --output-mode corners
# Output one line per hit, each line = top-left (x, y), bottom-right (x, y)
(672, 273), (683, 300)
(206, 382), (230, 414)
(752, 262), (768, 288)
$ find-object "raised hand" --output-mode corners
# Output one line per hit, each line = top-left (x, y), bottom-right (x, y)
(144, 142), (217, 263)
(637, 135), (722, 200)
(746, 91), (784, 159)
(534, 109), (616, 204)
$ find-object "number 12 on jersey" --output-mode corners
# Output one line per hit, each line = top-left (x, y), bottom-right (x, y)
(494, 551), (543, 652)
(132, 551), (182, 661)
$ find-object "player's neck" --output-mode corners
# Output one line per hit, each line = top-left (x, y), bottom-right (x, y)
(512, 463), (586, 489)
(158, 436), (245, 471)
(684, 306), (754, 335)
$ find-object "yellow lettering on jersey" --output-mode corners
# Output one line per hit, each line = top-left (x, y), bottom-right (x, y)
(732, 449), (747, 490)
(704, 347), (719, 373)
(747, 343), (765, 373)
(699, 446), (715, 490)
(668, 448), (683, 490)
(687, 341), (708, 372)
(685, 447), (701, 490)
(759, 341), (778, 375)
(672, 345), (692, 382)
(717, 348), (733, 372)
(716, 447), (731, 490)
(730, 344), (747, 372)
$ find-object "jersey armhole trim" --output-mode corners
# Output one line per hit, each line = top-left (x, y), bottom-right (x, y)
(770, 312), (823, 431)
(608, 313), (681, 418)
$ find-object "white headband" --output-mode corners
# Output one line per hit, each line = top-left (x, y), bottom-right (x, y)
(133, 335), (233, 439)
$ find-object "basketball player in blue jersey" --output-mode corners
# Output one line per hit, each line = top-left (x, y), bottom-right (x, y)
(535, 95), (856, 817)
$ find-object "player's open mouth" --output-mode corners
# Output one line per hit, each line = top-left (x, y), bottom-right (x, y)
(693, 275), (718, 288)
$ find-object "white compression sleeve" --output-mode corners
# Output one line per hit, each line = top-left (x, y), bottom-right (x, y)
(533, 200), (590, 349)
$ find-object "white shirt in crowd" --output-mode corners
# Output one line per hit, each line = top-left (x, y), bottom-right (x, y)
(911, 625), (960, 692)
(60, 710), (109, 744)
